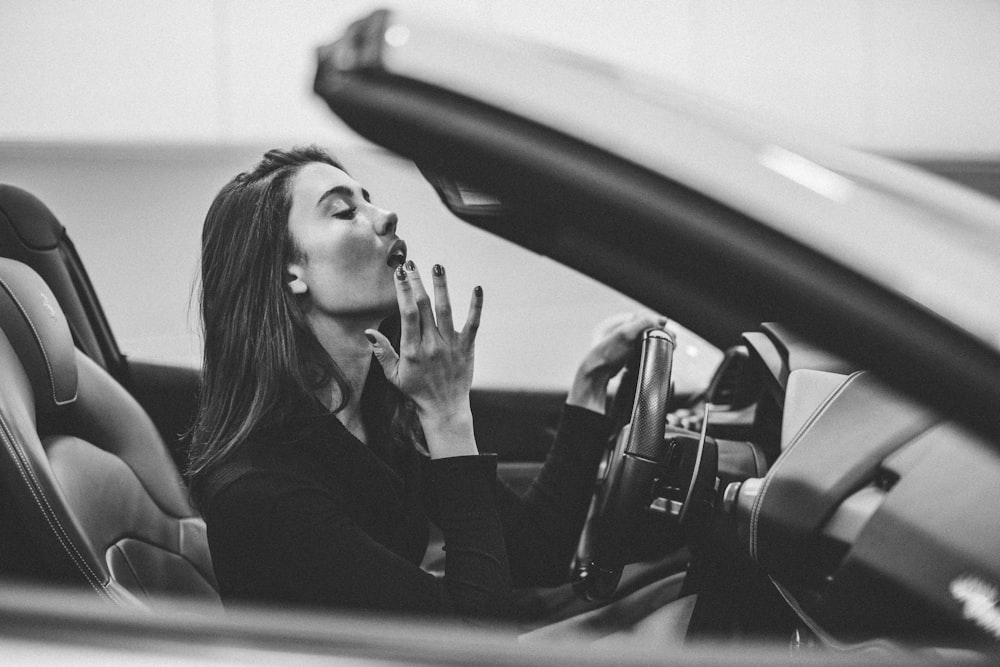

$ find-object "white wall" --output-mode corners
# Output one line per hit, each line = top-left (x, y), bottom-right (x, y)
(1, 141), (724, 392)
(2, 0), (999, 152)
(2, 1), (998, 391)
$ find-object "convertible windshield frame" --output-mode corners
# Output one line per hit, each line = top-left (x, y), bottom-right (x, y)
(325, 10), (1000, 354)
(313, 10), (1000, 445)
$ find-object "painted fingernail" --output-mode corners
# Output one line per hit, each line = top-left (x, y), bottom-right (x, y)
(432, 264), (444, 277)
(404, 260), (416, 272)
(395, 265), (407, 281)
(474, 285), (483, 297)
(365, 332), (377, 344)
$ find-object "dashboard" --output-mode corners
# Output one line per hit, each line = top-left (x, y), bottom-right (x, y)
(699, 324), (1000, 647)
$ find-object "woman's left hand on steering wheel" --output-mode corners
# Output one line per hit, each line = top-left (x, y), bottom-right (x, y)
(567, 312), (668, 414)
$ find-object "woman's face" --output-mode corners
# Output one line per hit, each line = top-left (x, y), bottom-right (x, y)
(285, 162), (404, 321)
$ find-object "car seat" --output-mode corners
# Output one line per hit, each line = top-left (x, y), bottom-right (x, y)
(0, 258), (219, 609)
(0, 183), (199, 473)
(0, 184), (124, 379)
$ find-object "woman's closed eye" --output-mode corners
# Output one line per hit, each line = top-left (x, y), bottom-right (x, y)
(331, 206), (357, 220)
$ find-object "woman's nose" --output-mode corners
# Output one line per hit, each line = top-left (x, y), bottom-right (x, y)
(375, 208), (398, 235)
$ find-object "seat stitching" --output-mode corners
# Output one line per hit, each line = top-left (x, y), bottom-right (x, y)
(2, 415), (103, 581)
(0, 415), (110, 601)
(103, 581), (124, 604)
(0, 275), (78, 407)
(0, 412), (109, 598)
(749, 371), (864, 562)
(0, 411), (112, 602)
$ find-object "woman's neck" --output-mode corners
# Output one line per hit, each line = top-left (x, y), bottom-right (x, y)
(306, 313), (380, 442)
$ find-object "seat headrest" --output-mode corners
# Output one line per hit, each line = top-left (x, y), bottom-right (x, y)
(0, 184), (65, 250)
(0, 258), (77, 411)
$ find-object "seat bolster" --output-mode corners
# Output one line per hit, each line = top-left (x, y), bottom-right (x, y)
(0, 334), (112, 600)
(45, 433), (219, 604)
(69, 351), (193, 518)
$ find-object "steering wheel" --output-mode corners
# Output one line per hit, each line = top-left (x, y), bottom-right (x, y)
(572, 328), (717, 601)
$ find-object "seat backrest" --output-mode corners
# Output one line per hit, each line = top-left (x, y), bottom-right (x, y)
(0, 184), (123, 378)
(0, 258), (219, 610)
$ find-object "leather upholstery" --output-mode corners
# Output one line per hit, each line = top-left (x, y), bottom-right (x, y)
(0, 259), (219, 609)
(0, 184), (118, 373)
(0, 259), (78, 411)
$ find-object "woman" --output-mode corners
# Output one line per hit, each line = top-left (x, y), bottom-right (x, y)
(187, 145), (665, 621)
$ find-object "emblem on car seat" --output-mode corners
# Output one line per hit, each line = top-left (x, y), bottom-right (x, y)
(950, 575), (1000, 640)
(40, 292), (57, 320)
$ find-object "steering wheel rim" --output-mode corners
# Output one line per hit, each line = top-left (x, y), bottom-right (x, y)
(572, 328), (675, 599)
(573, 327), (720, 601)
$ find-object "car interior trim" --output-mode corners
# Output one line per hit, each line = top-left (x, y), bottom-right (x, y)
(779, 369), (851, 451)
(748, 371), (862, 563)
(751, 372), (938, 574)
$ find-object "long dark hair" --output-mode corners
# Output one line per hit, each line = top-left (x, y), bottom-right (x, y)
(187, 146), (416, 499)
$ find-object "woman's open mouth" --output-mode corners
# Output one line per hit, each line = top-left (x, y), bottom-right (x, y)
(386, 239), (407, 269)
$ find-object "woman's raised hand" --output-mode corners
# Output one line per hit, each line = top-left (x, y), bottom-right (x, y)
(366, 261), (483, 458)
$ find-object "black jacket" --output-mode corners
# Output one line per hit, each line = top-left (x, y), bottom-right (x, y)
(204, 401), (611, 620)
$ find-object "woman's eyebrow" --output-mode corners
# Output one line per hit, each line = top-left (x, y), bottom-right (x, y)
(315, 185), (355, 209)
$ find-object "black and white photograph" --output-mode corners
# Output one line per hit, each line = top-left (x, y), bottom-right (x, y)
(2, 2), (999, 664)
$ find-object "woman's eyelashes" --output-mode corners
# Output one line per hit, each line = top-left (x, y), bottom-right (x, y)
(329, 190), (370, 220)
(331, 206), (357, 220)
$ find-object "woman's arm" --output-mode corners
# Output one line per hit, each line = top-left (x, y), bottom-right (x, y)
(500, 313), (669, 585)
(495, 405), (612, 586)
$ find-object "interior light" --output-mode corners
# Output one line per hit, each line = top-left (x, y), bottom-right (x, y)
(384, 25), (410, 48)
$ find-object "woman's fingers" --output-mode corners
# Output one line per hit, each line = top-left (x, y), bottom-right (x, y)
(403, 261), (437, 341)
(396, 259), (480, 354)
(431, 264), (455, 340)
(460, 285), (484, 347)
(394, 265), (420, 353)
(621, 313), (668, 340)
(366, 328), (400, 384)
(380, 266), (482, 419)
(581, 312), (669, 378)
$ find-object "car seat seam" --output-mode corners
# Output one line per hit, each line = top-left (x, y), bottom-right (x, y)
(0, 411), (112, 602)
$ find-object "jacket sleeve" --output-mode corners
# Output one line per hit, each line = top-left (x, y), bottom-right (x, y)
(206, 455), (513, 620)
(493, 404), (613, 586)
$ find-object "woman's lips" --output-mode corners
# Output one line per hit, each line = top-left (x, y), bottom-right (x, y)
(386, 239), (407, 268)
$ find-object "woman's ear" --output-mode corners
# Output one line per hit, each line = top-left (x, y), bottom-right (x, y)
(286, 266), (308, 295)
